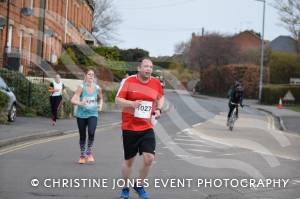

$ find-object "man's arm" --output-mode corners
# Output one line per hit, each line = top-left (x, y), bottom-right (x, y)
(154, 95), (165, 118)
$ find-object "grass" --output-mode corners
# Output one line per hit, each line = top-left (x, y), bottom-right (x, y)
(285, 105), (300, 112)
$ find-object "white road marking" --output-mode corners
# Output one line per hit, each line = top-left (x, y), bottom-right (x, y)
(185, 148), (211, 153)
(174, 138), (206, 143)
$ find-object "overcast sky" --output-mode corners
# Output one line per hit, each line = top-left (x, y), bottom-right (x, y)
(113, 0), (290, 57)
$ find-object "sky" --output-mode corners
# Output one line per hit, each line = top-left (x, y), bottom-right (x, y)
(113, 0), (290, 57)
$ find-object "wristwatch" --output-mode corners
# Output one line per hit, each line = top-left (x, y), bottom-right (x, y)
(156, 108), (162, 114)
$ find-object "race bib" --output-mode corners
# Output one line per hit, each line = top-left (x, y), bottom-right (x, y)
(134, 101), (153, 119)
(83, 96), (97, 109)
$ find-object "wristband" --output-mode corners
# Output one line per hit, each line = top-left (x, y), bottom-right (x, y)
(156, 108), (162, 114)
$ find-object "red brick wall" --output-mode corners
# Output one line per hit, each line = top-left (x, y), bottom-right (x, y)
(0, 0), (93, 74)
(232, 31), (261, 52)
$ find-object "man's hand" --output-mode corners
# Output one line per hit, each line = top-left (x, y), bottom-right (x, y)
(131, 100), (142, 108)
(154, 109), (162, 118)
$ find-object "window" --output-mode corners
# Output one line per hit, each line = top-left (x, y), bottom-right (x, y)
(19, 30), (24, 53)
(7, 25), (13, 53)
(48, 36), (52, 61)
(28, 34), (32, 64)
(30, 0), (33, 9)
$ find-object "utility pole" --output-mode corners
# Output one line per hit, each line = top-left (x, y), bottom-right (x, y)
(255, 0), (266, 103)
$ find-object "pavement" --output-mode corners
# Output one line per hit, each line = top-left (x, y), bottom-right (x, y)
(0, 98), (171, 148)
(0, 90), (298, 148)
(187, 91), (300, 135)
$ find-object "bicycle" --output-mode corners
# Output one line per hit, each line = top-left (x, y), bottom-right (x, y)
(228, 102), (239, 131)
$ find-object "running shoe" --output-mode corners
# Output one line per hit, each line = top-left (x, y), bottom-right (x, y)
(86, 153), (95, 163)
(120, 187), (130, 199)
(133, 185), (149, 199)
(78, 155), (86, 164)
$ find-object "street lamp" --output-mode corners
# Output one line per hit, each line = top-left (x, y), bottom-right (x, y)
(255, 0), (266, 103)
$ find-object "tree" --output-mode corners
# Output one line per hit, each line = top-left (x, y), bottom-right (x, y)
(187, 33), (239, 83)
(92, 0), (121, 44)
(119, 48), (149, 62)
(174, 40), (191, 66)
(273, 0), (300, 40)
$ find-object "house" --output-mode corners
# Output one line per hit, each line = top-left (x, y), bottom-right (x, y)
(268, 35), (298, 54)
(232, 30), (262, 52)
(0, 0), (95, 74)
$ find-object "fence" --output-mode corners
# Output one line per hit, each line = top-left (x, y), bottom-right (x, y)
(0, 68), (48, 107)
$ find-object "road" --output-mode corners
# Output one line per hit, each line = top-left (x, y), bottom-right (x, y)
(1, 91), (299, 199)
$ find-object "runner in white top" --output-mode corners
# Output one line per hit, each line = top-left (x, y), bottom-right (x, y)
(48, 74), (65, 126)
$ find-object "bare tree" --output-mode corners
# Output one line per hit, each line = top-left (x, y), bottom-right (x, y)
(188, 33), (239, 69)
(174, 40), (191, 66)
(185, 33), (239, 89)
(273, 0), (300, 39)
(92, 0), (122, 44)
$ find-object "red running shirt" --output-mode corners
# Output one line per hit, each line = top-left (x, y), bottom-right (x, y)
(117, 75), (164, 131)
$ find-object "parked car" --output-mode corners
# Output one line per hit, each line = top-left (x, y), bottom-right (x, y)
(0, 77), (17, 122)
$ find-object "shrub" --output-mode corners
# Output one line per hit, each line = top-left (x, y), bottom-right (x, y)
(199, 64), (269, 98)
(0, 92), (9, 124)
(261, 85), (300, 105)
(93, 46), (120, 60)
(0, 68), (73, 118)
(268, 52), (300, 84)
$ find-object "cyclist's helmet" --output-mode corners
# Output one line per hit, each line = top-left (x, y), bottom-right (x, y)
(234, 81), (241, 88)
(236, 85), (243, 92)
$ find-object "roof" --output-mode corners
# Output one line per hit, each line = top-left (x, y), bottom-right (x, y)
(232, 30), (261, 40)
(269, 36), (298, 53)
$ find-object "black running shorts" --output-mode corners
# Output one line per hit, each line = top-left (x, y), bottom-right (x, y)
(122, 128), (156, 160)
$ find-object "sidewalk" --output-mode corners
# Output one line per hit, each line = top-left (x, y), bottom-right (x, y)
(0, 98), (172, 148)
(251, 104), (300, 134)
(189, 92), (300, 135)
(0, 112), (121, 148)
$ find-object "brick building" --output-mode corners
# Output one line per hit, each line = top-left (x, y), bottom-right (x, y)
(0, 0), (95, 74)
(232, 30), (262, 52)
(191, 30), (263, 53)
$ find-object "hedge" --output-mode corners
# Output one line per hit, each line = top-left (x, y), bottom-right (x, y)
(261, 85), (300, 104)
(199, 64), (269, 99)
(0, 68), (74, 118)
(268, 52), (300, 84)
(0, 91), (9, 124)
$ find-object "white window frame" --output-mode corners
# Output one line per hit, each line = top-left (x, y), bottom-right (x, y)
(30, 0), (34, 9)
(7, 25), (13, 53)
(48, 36), (52, 61)
(19, 30), (23, 54)
(28, 34), (32, 64)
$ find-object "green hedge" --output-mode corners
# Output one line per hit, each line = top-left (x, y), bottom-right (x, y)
(261, 85), (300, 104)
(0, 92), (9, 124)
(268, 52), (300, 84)
(93, 46), (120, 61)
(0, 68), (74, 118)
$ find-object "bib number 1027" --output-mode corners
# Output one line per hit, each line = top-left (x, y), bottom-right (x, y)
(134, 101), (153, 119)
(136, 105), (151, 112)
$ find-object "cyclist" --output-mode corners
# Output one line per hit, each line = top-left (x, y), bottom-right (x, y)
(227, 81), (244, 126)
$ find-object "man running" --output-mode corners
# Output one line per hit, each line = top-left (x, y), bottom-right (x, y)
(115, 58), (164, 199)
